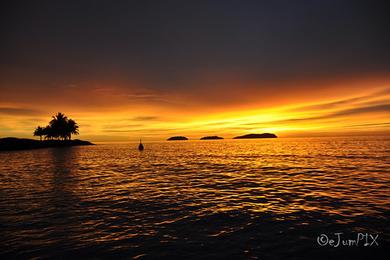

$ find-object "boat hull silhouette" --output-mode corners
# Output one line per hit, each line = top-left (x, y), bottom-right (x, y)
(138, 139), (144, 151)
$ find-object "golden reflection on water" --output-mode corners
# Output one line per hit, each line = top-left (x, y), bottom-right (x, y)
(0, 137), (389, 258)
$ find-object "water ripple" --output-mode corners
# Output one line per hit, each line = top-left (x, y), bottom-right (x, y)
(0, 137), (389, 258)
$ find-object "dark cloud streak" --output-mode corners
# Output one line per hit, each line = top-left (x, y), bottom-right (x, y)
(292, 88), (390, 112)
(239, 103), (390, 127)
(132, 116), (159, 121)
(0, 107), (44, 116)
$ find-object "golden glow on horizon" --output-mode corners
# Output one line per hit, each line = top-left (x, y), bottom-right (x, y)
(0, 82), (389, 141)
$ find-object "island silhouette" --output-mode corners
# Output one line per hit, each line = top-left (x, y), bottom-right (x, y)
(200, 136), (224, 140)
(233, 133), (277, 139)
(0, 112), (93, 151)
(167, 136), (189, 141)
(165, 134), (277, 141)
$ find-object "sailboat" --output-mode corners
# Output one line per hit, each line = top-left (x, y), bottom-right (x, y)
(138, 139), (144, 151)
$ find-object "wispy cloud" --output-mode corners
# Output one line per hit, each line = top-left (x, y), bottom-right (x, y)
(0, 107), (43, 116)
(330, 104), (390, 117)
(291, 88), (390, 112)
(102, 124), (145, 129)
(132, 116), (159, 121)
(262, 104), (390, 125)
(344, 122), (390, 128)
(291, 96), (368, 111)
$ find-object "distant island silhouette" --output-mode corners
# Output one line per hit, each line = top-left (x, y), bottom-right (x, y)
(233, 133), (277, 139)
(167, 136), (188, 140)
(200, 136), (224, 140)
(0, 112), (94, 151)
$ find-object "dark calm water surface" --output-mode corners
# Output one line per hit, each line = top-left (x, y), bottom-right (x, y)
(1, 137), (389, 259)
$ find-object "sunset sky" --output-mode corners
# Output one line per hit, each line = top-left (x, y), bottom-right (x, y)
(1, 0), (389, 141)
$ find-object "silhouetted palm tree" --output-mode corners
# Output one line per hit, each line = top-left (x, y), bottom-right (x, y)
(50, 112), (68, 140)
(34, 112), (80, 141)
(44, 125), (55, 140)
(66, 119), (79, 140)
(33, 126), (45, 141)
